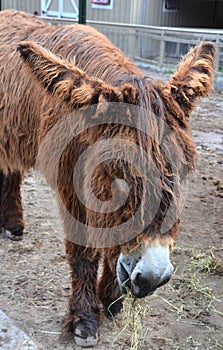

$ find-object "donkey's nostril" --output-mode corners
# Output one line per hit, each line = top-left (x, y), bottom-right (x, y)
(119, 262), (131, 292)
(132, 272), (151, 290)
(135, 272), (142, 283)
(156, 274), (171, 288)
(131, 264), (173, 298)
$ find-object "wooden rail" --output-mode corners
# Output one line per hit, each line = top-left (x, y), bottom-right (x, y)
(41, 16), (223, 80)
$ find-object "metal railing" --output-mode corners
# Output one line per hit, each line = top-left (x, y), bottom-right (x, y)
(41, 16), (223, 79)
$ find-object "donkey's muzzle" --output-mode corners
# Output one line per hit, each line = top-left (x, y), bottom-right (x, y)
(130, 264), (173, 298)
(117, 244), (173, 298)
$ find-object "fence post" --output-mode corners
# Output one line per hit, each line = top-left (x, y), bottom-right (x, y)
(79, 0), (87, 24)
(215, 34), (220, 73)
(159, 30), (165, 69)
(135, 27), (141, 59)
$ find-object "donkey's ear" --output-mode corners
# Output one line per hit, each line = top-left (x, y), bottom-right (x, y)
(17, 41), (130, 108)
(164, 42), (216, 118)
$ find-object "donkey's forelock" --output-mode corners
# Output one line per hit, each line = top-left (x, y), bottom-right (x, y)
(79, 78), (186, 249)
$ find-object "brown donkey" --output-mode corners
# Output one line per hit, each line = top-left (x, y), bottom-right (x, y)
(0, 10), (215, 347)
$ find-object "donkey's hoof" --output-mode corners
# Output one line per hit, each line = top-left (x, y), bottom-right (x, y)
(73, 319), (99, 348)
(74, 327), (98, 347)
(104, 297), (123, 318)
(74, 330), (98, 347)
(3, 226), (24, 241)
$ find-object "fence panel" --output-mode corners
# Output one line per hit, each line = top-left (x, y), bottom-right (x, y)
(41, 17), (223, 79)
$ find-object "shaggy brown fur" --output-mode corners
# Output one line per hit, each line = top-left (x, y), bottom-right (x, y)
(0, 170), (24, 239)
(0, 10), (216, 345)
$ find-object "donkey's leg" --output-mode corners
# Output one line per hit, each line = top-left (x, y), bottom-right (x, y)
(98, 249), (123, 318)
(0, 170), (24, 240)
(65, 240), (102, 347)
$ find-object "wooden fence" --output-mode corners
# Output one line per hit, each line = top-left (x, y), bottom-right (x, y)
(41, 17), (223, 79)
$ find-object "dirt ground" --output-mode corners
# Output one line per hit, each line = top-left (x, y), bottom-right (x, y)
(0, 68), (222, 350)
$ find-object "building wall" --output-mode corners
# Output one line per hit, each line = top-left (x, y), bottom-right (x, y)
(1, 0), (40, 15)
(87, 0), (141, 24)
(1, 1), (222, 28)
(87, 0), (222, 28)
(142, 0), (222, 28)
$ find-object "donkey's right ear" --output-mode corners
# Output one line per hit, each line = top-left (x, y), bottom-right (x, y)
(163, 42), (216, 118)
(17, 41), (126, 109)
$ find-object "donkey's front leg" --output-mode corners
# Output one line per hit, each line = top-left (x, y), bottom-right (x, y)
(98, 248), (123, 318)
(65, 240), (101, 347)
(0, 170), (24, 240)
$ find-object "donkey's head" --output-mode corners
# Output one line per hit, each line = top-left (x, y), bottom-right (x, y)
(18, 41), (215, 298)
(117, 42), (216, 297)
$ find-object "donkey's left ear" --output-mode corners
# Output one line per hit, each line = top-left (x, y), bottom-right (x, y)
(18, 41), (133, 109)
(160, 42), (216, 118)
